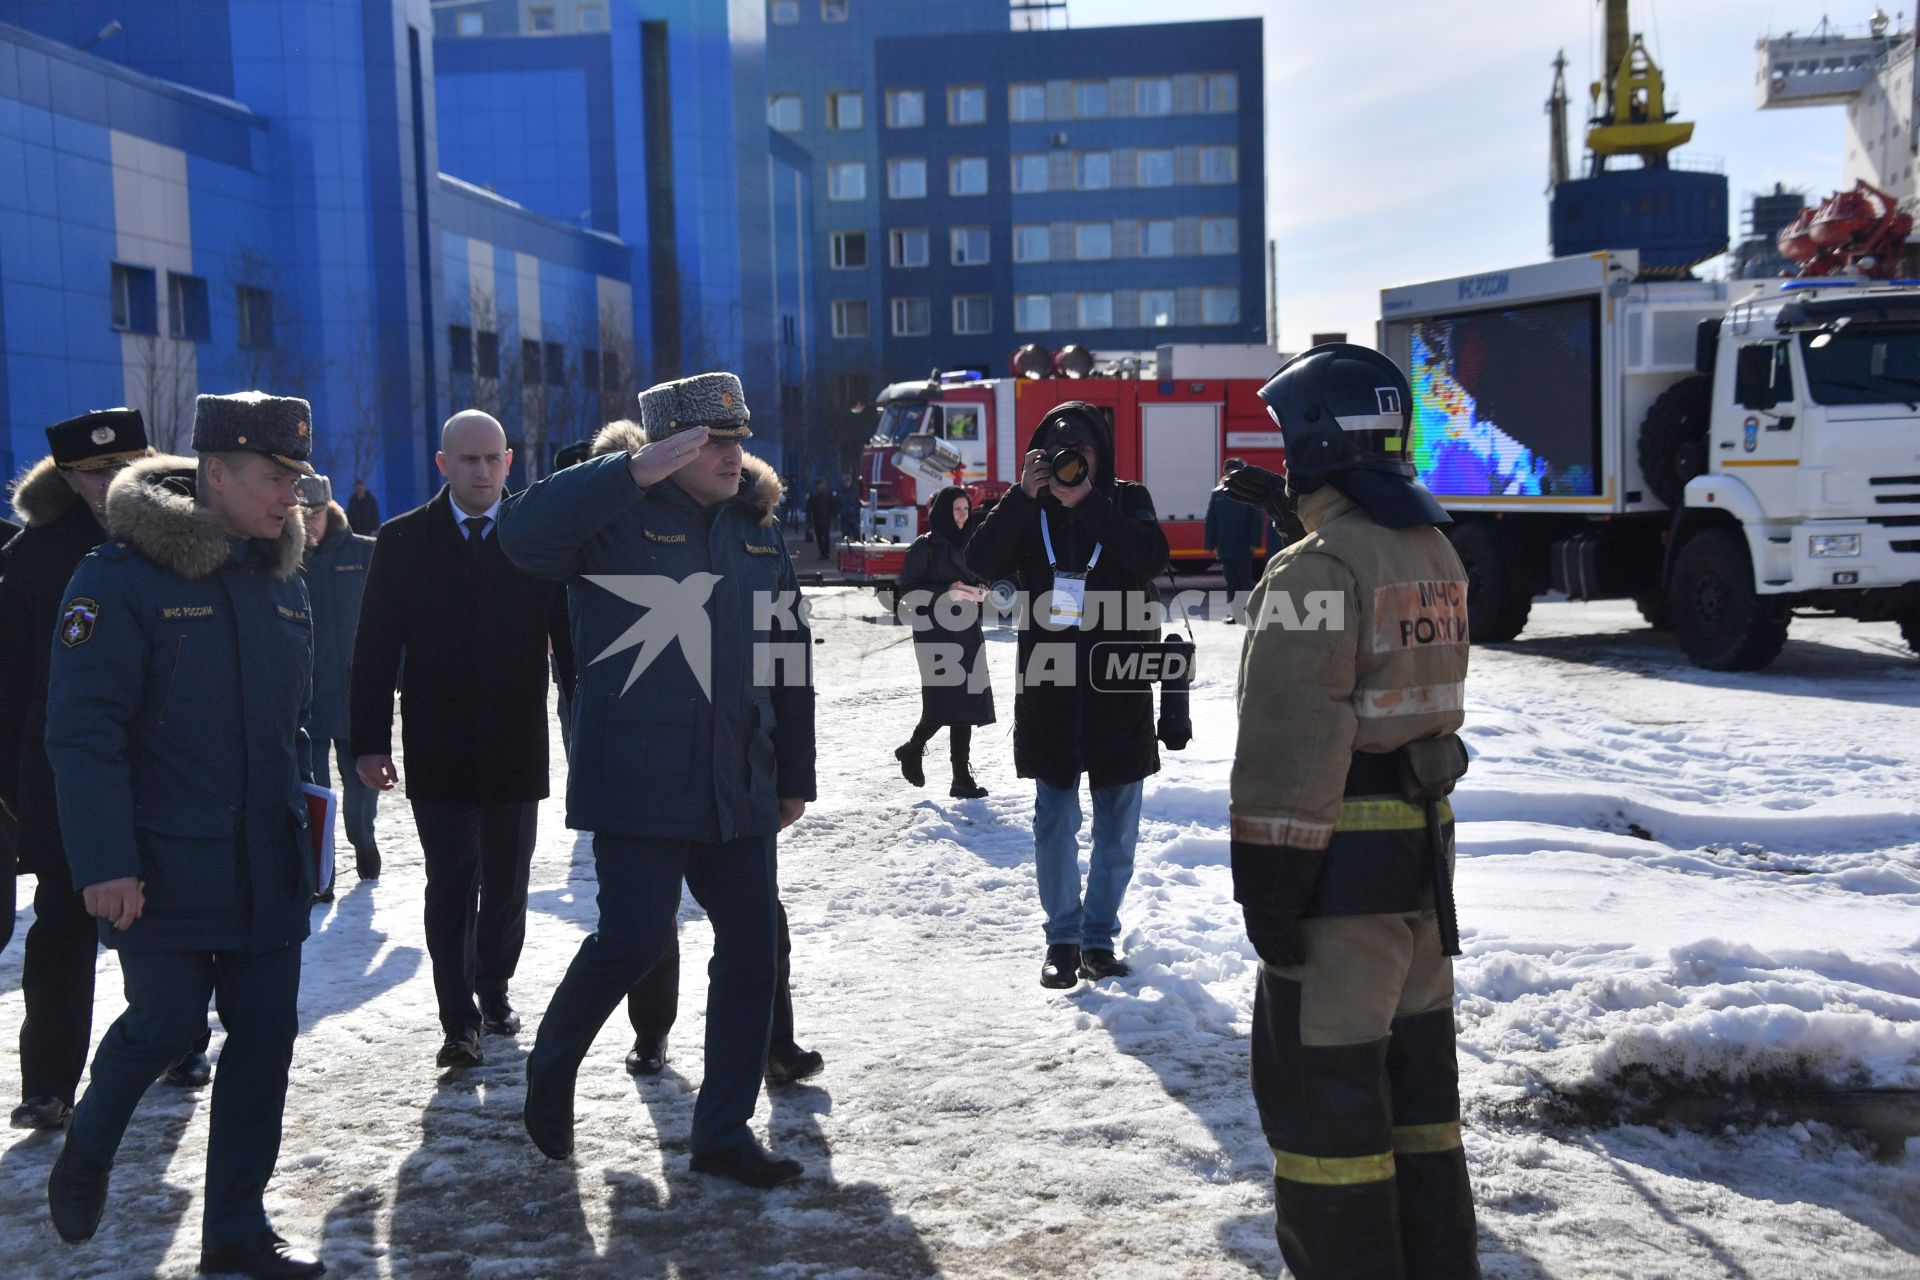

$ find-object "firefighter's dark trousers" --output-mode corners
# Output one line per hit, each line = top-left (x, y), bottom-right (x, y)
(1252, 909), (1480, 1280)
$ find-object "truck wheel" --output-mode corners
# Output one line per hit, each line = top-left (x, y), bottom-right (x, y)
(1639, 374), (1713, 509)
(1633, 592), (1671, 630)
(1448, 522), (1532, 642)
(1668, 527), (1790, 670)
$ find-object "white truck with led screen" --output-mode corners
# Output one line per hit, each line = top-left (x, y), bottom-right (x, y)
(1379, 250), (1920, 669)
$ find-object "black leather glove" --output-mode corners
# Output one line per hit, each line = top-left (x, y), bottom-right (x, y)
(1242, 904), (1306, 967)
(1222, 463), (1288, 522)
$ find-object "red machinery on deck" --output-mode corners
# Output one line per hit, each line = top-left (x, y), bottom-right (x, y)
(1777, 181), (1915, 278)
(836, 344), (1287, 582)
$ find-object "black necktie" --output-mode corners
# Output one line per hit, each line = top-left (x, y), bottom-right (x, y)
(463, 515), (489, 543)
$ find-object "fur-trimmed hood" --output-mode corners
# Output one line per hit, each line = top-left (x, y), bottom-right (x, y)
(105, 454), (306, 581)
(589, 419), (784, 524)
(9, 456), (85, 528)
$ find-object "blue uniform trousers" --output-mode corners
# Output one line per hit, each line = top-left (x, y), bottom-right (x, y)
(529, 832), (778, 1156)
(67, 943), (302, 1247)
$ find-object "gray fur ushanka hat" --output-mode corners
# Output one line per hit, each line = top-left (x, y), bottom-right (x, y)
(637, 372), (752, 445)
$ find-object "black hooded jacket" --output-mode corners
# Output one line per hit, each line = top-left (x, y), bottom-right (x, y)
(898, 486), (995, 729)
(965, 404), (1168, 789)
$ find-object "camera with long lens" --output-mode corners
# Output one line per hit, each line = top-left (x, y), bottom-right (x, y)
(1047, 446), (1089, 488)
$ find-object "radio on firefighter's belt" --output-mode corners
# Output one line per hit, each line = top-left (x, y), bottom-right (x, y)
(1398, 733), (1469, 956)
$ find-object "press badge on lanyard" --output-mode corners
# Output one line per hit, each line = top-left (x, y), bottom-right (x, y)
(1042, 511), (1101, 629)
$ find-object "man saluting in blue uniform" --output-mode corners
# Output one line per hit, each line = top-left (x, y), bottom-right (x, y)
(44, 392), (326, 1279)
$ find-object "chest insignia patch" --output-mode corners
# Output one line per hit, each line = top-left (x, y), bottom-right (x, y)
(276, 604), (310, 622)
(60, 597), (99, 648)
(644, 529), (687, 545)
(160, 605), (215, 620)
(743, 542), (781, 557)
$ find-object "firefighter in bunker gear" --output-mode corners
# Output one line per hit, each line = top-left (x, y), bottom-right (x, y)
(1230, 343), (1479, 1279)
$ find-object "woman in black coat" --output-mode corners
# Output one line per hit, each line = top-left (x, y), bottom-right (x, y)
(894, 486), (995, 798)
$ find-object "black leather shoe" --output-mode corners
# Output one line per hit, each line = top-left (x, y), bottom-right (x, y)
(11, 1096), (72, 1130)
(764, 1042), (824, 1086)
(479, 993), (521, 1036)
(1039, 944), (1081, 989)
(523, 1058), (574, 1160)
(47, 1145), (110, 1243)
(625, 1033), (668, 1076)
(689, 1138), (803, 1188)
(949, 772), (988, 799)
(1078, 948), (1131, 980)
(164, 1050), (212, 1088)
(197, 1229), (325, 1278)
(435, 1028), (483, 1069)
(894, 742), (925, 787)
(354, 844), (381, 880)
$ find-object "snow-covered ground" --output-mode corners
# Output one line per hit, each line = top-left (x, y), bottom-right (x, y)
(3, 592), (1918, 1278)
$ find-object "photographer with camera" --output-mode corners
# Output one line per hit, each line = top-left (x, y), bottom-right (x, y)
(966, 403), (1168, 988)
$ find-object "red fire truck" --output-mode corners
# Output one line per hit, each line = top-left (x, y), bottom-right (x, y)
(836, 343), (1286, 581)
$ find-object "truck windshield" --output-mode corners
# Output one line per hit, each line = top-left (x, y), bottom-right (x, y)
(875, 402), (929, 443)
(1798, 327), (1920, 405)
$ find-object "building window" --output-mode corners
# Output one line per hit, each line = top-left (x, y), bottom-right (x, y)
(545, 341), (565, 385)
(1202, 73), (1239, 112)
(768, 94), (802, 132)
(953, 295), (992, 335)
(827, 91), (863, 130)
(1140, 219), (1175, 257)
(832, 373), (870, 412)
(1200, 217), (1239, 254)
(522, 338), (544, 384)
(166, 272), (210, 342)
(1135, 78), (1173, 116)
(1202, 286), (1240, 325)
(771, 0), (799, 24)
(475, 329), (500, 377)
(456, 11), (483, 36)
(1136, 149), (1174, 187)
(1009, 83), (1047, 122)
(1072, 80), (1109, 118)
(111, 264), (156, 334)
(449, 324), (474, 374)
(886, 89), (924, 128)
(951, 226), (990, 265)
(821, 0), (849, 21)
(236, 284), (273, 348)
(579, 5), (606, 31)
(1200, 146), (1238, 184)
(949, 156), (988, 196)
(889, 227), (929, 268)
(830, 230), (868, 269)
(582, 347), (600, 388)
(1077, 292), (1114, 329)
(1015, 294), (1052, 332)
(1011, 154), (1049, 193)
(528, 6), (556, 33)
(891, 297), (931, 337)
(888, 158), (927, 199)
(601, 349), (621, 391)
(1073, 152), (1111, 191)
(827, 161), (866, 200)
(948, 86), (986, 125)
(1074, 223), (1112, 260)
(1013, 224), (1051, 263)
(1139, 290), (1176, 328)
(831, 299), (870, 339)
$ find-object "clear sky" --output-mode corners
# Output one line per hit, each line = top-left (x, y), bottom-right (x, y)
(1065, 0), (1867, 351)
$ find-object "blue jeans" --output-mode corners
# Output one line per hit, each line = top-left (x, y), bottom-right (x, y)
(1032, 778), (1142, 951)
(306, 735), (377, 850)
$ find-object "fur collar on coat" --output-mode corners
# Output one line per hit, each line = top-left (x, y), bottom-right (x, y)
(105, 455), (306, 581)
(588, 419), (785, 524)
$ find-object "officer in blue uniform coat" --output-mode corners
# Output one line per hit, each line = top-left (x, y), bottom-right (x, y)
(44, 392), (326, 1280)
(499, 371), (817, 1189)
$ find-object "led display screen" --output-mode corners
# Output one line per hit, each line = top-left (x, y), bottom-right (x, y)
(1406, 297), (1601, 498)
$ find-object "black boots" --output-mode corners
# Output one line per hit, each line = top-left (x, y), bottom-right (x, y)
(765, 1042), (825, 1086)
(950, 772), (988, 799)
(895, 742), (926, 787)
(1040, 944), (1081, 989)
(47, 1144), (110, 1243)
(479, 992), (521, 1036)
(197, 1230), (325, 1278)
(164, 1050), (212, 1088)
(523, 1058), (575, 1160)
(11, 1096), (72, 1130)
(1079, 949), (1131, 979)
(690, 1137), (803, 1188)
(354, 843), (381, 880)
(436, 1028), (483, 1069)
(625, 1033), (668, 1076)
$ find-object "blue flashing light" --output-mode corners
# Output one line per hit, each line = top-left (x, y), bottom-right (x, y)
(1886, 279), (1920, 287)
(1779, 279), (1858, 290)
